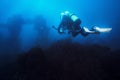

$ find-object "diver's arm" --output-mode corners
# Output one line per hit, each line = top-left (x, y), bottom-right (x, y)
(58, 23), (65, 34)
(52, 26), (58, 30)
(52, 22), (66, 34)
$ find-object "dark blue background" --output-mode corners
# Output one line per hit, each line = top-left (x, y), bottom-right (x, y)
(0, 0), (120, 53)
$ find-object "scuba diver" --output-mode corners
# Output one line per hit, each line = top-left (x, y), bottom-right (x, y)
(53, 11), (112, 37)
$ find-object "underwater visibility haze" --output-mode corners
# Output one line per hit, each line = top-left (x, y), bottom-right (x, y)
(0, 0), (120, 80)
(0, 0), (120, 51)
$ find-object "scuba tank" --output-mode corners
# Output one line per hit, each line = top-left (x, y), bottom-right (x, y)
(62, 11), (79, 22)
(70, 14), (79, 22)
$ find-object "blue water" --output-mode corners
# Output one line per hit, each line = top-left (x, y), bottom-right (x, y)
(0, 0), (120, 53)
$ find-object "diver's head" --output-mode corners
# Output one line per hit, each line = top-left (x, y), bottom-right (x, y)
(60, 11), (70, 19)
(64, 11), (70, 16)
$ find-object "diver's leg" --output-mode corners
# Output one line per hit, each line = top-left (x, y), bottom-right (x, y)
(71, 19), (82, 37)
(82, 27), (100, 34)
(80, 27), (89, 37)
(80, 27), (99, 37)
(70, 25), (81, 37)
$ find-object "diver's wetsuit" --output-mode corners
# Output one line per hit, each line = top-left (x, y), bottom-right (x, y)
(58, 13), (88, 37)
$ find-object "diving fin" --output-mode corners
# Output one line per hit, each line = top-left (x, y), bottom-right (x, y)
(93, 26), (112, 33)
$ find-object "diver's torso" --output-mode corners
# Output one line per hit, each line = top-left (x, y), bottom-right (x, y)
(61, 14), (81, 30)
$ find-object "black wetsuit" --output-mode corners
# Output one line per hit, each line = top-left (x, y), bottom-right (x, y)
(58, 15), (83, 37)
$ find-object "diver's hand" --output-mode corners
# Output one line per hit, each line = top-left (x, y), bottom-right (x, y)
(52, 25), (66, 34)
(52, 26), (55, 28)
(52, 26), (58, 30)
